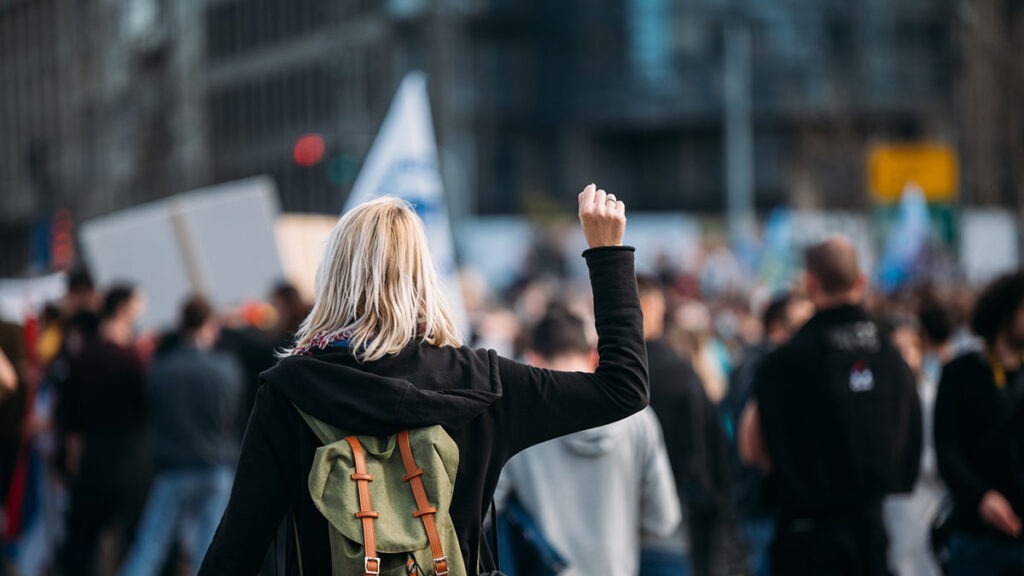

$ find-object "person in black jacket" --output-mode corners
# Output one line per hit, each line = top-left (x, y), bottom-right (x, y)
(637, 274), (720, 576)
(935, 271), (1024, 575)
(60, 285), (151, 576)
(199, 185), (649, 576)
(724, 292), (812, 576)
(738, 236), (922, 576)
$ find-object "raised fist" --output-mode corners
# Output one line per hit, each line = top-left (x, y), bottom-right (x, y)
(578, 183), (626, 249)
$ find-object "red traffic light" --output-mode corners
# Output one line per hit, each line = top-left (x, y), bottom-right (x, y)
(293, 134), (325, 167)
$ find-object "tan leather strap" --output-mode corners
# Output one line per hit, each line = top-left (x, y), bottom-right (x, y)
(344, 436), (381, 576)
(398, 430), (449, 576)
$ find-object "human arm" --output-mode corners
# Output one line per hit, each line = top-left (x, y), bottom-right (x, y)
(979, 490), (1022, 537)
(738, 400), (772, 472)
(933, 362), (1005, 529)
(498, 186), (648, 454)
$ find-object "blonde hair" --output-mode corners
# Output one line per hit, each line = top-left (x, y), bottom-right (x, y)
(284, 197), (462, 361)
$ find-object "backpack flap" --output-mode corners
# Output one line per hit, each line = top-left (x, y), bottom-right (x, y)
(306, 425), (468, 574)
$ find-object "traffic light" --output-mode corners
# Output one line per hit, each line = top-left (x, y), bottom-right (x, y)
(293, 133), (326, 167)
(50, 209), (74, 271)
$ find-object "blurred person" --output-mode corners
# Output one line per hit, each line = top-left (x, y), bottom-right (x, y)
(916, 296), (956, 386)
(512, 277), (562, 329)
(37, 303), (65, 367)
(739, 236), (922, 576)
(725, 293), (814, 426)
(673, 301), (729, 405)
(0, 346), (17, 397)
(199, 187), (649, 575)
(47, 271), (101, 478)
(638, 275), (726, 576)
(935, 271), (1024, 575)
(723, 292), (813, 576)
(699, 240), (744, 299)
(48, 270), (100, 439)
(59, 269), (102, 358)
(494, 307), (680, 576)
(948, 285), (983, 353)
(883, 318), (944, 576)
(119, 297), (242, 576)
(213, 299), (282, 576)
(470, 306), (522, 358)
(59, 284), (151, 576)
(0, 322), (26, 505)
(268, 281), (309, 349)
(216, 302), (278, 440)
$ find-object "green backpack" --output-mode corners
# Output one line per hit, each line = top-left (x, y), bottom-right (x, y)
(293, 406), (467, 576)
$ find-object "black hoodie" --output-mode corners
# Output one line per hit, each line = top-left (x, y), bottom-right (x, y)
(199, 246), (648, 575)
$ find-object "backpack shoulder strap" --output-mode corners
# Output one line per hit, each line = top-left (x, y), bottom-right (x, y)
(398, 430), (450, 576)
(345, 435), (382, 576)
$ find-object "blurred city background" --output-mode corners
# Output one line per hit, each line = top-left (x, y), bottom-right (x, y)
(0, 0), (1022, 283)
(0, 1), (1023, 575)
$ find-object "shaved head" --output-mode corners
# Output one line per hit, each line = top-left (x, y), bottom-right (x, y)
(805, 236), (862, 295)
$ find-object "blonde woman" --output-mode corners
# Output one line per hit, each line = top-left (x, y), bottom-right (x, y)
(199, 185), (649, 575)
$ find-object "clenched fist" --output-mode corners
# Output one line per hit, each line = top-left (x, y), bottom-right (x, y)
(578, 183), (626, 249)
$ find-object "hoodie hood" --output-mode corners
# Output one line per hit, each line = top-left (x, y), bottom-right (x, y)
(560, 426), (615, 457)
(261, 344), (503, 436)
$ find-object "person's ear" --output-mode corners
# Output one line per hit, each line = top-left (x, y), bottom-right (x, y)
(588, 350), (600, 371)
(853, 273), (868, 298)
(802, 272), (817, 296)
(524, 351), (544, 368)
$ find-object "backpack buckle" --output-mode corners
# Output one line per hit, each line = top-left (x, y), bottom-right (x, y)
(433, 555), (449, 576)
(364, 556), (381, 575)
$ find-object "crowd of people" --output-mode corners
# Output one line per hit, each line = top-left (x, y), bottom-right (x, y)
(0, 192), (1019, 576)
(0, 276), (309, 575)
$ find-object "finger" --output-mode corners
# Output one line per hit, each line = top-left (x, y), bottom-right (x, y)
(579, 184), (597, 212)
(606, 193), (617, 202)
(614, 200), (626, 216)
(594, 189), (607, 209)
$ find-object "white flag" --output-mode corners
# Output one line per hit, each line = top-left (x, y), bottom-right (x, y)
(344, 71), (467, 334)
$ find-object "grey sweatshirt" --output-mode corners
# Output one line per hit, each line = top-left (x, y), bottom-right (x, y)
(495, 407), (682, 576)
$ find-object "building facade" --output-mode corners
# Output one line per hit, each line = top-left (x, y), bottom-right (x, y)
(0, 0), (1014, 276)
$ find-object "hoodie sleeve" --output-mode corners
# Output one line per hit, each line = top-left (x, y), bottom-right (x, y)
(497, 246), (649, 456)
(199, 386), (291, 575)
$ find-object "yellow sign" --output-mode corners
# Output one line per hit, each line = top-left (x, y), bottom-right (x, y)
(868, 143), (958, 203)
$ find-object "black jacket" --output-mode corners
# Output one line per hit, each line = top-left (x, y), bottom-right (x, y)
(199, 246), (649, 575)
(754, 305), (922, 520)
(935, 351), (1024, 542)
(646, 339), (728, 514)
